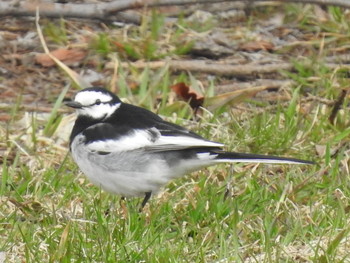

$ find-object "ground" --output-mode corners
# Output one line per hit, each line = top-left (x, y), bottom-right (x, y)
(1, 2), (350, 262)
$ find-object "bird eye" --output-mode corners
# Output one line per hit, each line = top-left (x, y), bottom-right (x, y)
(95, 99), (101, 105)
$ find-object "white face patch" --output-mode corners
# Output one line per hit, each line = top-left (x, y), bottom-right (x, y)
(74, 90), (113, 106)
(73, 90), (120, 119)
(77, 103), (120, 119)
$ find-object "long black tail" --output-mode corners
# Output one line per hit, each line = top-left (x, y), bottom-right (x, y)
(214, 151), (314, 165)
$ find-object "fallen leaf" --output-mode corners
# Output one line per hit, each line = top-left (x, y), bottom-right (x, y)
(170, 82), (204, 110)
(0, 252), (5, 263)
(314, 5), (329, 22)
(315, 145), (326, 157)
(0, 88), (16, 98)
(36, 18), (87, 89)
(0, 115), (11, 121)
(239, 40), (275, 52)
(35, 48), (87, 67)
(112, 41), (124, 50)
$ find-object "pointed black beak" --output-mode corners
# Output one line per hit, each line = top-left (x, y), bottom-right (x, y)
(65, 100), (83, 109)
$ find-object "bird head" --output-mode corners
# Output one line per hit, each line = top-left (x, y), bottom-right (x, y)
(66, 87), (121, 120)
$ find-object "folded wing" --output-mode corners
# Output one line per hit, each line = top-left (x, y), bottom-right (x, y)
(84, 124), (223, 153)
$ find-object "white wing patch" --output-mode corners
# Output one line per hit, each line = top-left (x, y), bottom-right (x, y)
(196, 152), (218, 160)
(151, 136), (223, 151)
(87, 129), (157, 152)
(86, 128), (223, 153)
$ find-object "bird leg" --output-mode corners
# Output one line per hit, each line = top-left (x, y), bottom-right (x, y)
(139, 191), (152, 211)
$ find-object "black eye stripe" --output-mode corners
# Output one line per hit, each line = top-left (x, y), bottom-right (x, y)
(84, 99), (112, 107)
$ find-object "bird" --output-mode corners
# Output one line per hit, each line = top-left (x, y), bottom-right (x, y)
(66, 87), (313, 209)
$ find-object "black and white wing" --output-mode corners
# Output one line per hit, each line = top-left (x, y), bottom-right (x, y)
(81, 102), (313, 165)
(83, 123), (223, 153)
(80, 102), (222, 153)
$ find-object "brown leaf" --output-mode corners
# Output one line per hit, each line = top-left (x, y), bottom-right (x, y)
(112, 41), (124, 49)
(35, 48), (87, 67)
(239, 40), (275, 52)
(128, 81), (139, 91)
(0, 114), (11, 121)
(170, 82), (204, 110)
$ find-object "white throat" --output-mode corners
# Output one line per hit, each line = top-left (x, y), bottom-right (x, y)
(78, 103), (121, 119)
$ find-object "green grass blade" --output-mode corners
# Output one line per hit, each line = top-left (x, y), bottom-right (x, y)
(43, 84), (70, 137)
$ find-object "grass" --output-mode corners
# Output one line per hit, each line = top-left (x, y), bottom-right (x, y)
(2, 4), (350, 263)
(90, 11), (194, 61)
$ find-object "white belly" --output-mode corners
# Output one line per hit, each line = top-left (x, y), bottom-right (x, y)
(71, 135), (176, 197)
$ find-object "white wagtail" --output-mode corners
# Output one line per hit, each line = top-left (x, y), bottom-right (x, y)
(66, 87), (313, 208)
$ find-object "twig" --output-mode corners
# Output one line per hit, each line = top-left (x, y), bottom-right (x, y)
(0, 103), (70, 113)
(35, 8), (89, 88)
(121, 60), (293, 76)
(325, 54), (350, 64)
(162, 1), (248, 17)
(247, 94), (334, 114)
(119, 60), (349, 77)
(0, 0), (349, 22)
(0, 0), (233, 20)
(304, 94), (334, 106)
(215, 79), (294, 93)
(329, 89), (347, 125)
